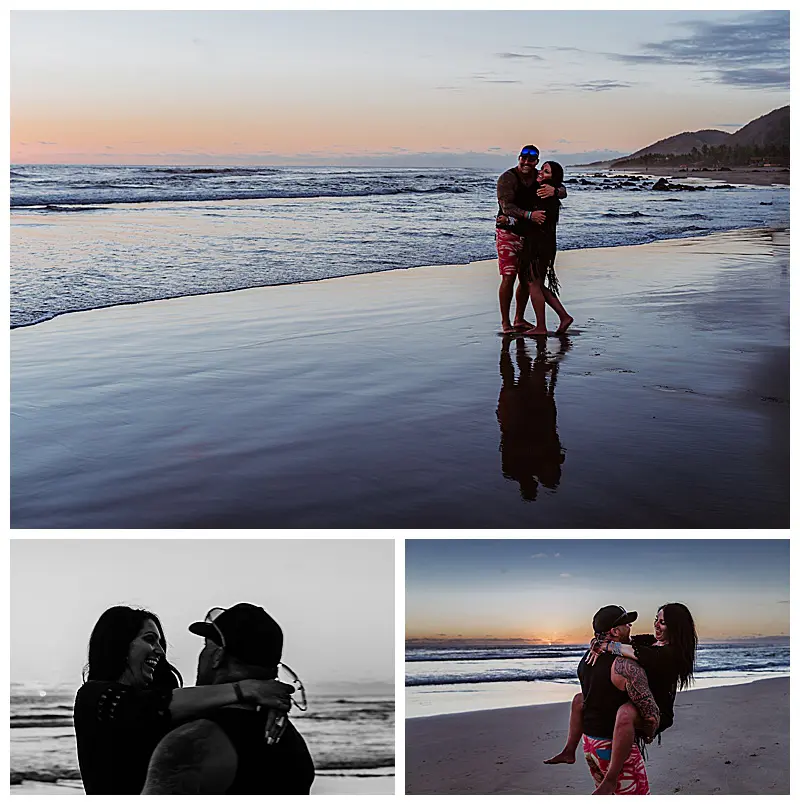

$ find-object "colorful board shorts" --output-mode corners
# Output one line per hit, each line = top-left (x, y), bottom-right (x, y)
(495, 228), (526, 277)
(583, 734), (650, 795)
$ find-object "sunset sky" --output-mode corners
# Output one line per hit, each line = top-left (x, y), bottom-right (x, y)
(10, 8), (789, 166)
(11, 539), (394, 690)
(406, 540), (790, 643)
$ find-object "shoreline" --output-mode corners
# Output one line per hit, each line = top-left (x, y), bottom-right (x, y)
(606, 165), (789, 186)
(10, 770), (395, 796)
(406, 671), (789, 720)
(12, 227), (789, 528)
(406, 677), (788, 795)
(10, 223), (788, 332)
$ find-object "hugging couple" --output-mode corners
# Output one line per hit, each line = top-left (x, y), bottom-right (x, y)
(496, 144), (574, 336)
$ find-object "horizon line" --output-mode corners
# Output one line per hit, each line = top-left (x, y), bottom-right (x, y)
(406, 634), (790, 643)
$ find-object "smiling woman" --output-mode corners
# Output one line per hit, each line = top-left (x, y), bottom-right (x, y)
(73, 606), (294, 794)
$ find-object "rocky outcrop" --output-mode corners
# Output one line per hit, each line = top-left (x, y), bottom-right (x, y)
(652, 178), (707, 192)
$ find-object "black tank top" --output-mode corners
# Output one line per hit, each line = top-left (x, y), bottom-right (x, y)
(577, 652), (629, 739)
(206, 708), (315, 794)
(497, 168), (541, 235)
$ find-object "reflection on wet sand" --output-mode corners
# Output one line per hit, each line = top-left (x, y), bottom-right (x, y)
(496, 335), (570, 501)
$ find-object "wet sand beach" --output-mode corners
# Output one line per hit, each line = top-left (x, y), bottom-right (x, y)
(11, 227), (788, 528)
(405, 677), (789, 795)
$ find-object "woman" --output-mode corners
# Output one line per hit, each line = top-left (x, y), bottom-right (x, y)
(74, 606), (293, 794)
(498, 161), (573, 335)
(545, 603), (697, 795)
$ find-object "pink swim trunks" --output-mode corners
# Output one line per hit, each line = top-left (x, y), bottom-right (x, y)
(583, 734), (650, 795)
(495, 228), (526, 277)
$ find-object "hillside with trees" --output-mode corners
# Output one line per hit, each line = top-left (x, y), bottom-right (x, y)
(610, 106), (788, 170)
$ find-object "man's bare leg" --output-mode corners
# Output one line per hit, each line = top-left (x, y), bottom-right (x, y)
(544, 692), (583, 764)
(513, 278), (533, 329)
(592, 701), (647, 795)
(499, 275), (517, 333)
(542, 287), (574, 334)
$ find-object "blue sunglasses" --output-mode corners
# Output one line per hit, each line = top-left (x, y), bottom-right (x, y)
(519, 149), (539, 159)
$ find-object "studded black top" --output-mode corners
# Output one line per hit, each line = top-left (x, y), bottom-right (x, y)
(74, 681), (173, 794)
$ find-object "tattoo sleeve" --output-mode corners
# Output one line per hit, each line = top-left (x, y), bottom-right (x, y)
(613, 657), (660, 730)
(496, 173), (530, 219)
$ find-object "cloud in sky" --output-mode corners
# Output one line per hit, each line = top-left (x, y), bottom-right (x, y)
(573, 80), (633, 92)
(495, 51), (544, 60)
(471, 72), (522, 85)
(608, 11), (789, 90)
(531, 553), (549, 559)
(717, 67), (789, 89)
(560, 573), (572, 578)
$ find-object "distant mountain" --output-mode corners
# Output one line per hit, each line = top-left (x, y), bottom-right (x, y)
(727, 105), (789, 149)
(606, 106), (788, 168)
(623, 130), (731, 161)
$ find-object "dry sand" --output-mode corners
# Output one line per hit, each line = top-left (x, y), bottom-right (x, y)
(11, 227), (789, 528)
(406, 677), (788, 795)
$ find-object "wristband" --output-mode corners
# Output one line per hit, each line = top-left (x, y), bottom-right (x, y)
(233, 682), (246, 704)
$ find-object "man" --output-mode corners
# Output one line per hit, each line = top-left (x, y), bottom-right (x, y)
(577, 605), (659, 795)
(142, 603), (315, 794)
(495, 144), (567, 334)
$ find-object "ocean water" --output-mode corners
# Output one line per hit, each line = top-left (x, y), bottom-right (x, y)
(406, 641), (789, 686)
(10, 164), (789, 328)
(10, 681), (393, 787)
(405, 641), (789, 717)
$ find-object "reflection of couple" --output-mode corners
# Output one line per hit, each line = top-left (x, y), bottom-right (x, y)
(546, 604), (698, 795)
(74, 603), (314, 794)
(496, 145), (574, 336)
(496, 335), (568, 500)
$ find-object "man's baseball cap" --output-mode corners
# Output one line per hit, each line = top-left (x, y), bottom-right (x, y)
(189, 603), (283, 668)
(592, 605), (638, 634)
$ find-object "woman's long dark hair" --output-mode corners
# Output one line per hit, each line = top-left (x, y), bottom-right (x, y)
(660, 602), (697, 690)
(541, 161), (564, 225)
(84, 606), (183, 690)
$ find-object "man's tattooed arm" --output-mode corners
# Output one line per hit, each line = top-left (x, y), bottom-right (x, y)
(496, 173), (531, 219)
(612, 657), (660, 737)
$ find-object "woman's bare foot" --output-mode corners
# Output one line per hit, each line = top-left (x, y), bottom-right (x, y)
(501, 322), (515, 334)
(592, 776), (618, 795)
(513, 319), (534, 330)
(543, 749), (576, 765)
(522, 327), (548, 336)
(556, 315), (574, 334)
